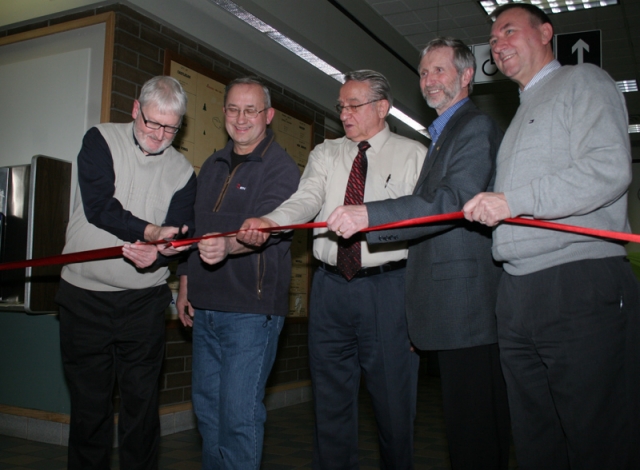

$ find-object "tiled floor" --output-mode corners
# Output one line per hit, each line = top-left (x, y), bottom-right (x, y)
(0, 371), (518, 469)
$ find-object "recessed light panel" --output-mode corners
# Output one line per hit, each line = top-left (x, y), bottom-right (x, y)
(480, 0), (618, 16)
(617, 80), (638, 93)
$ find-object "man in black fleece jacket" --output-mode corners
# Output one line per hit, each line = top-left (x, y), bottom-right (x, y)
(176, 77), (300, 470)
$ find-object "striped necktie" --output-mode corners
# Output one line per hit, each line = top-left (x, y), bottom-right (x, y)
(337, 141), (370, 280)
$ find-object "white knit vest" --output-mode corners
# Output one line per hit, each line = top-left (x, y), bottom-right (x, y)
(61, 122), (193, 291)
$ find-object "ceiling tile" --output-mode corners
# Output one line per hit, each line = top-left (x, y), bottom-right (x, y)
(413, 7), (454, 22)
(442, 2), (484, 17)
(406, 31), (439, 46)
(383, 11), (421, 26)
(453, 14), (490, 29)
(421, 18), (460, 34)
(396, 23), (431, 36)
(369, 1), (411, 15)
(401, 0), (443, 9)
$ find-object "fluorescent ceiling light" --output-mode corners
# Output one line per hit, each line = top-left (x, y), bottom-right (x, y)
(389, 108), (429, 137)
(480, 0), (618, 15)
(629, 124), (640, 134)
(208, 0), (342, 80)
(207, 0), (427, 135)
(617, 80), (638, 93)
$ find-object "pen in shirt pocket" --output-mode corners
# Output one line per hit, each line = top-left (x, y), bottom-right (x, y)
(384, 174), (391, 188)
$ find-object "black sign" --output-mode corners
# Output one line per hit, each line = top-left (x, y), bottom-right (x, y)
(555, 30), (601, 67)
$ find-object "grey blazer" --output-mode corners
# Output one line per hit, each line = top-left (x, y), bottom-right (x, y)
(366, 100), (503, 350)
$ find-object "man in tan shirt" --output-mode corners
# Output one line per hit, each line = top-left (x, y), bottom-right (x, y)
(239, 70), (426, 469)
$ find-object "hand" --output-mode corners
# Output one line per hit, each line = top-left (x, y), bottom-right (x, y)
(122, 242), (158, 268)
(176, 276), (194, 327)
(158, 225), (191, 256)
(198, 233), (229, 265)
(237, 217), (278, 247)
(463, 192), (511, 227)
(144, 224), (180, 242)
(326, 205), (369, 239)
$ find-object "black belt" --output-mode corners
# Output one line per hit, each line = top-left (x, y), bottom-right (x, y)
(320, 260), (406, 278)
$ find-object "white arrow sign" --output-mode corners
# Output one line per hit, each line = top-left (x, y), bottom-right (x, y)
(571, 39), (590, 64)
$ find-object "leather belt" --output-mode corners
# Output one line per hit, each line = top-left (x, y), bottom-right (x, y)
(320, 260), (406, 278)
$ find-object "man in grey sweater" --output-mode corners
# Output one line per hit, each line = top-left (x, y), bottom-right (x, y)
(464, 4), (639, 469)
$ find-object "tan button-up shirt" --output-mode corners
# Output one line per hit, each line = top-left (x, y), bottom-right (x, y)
(265, 124), (426, 267)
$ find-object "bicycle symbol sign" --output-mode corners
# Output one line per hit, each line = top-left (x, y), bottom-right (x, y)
(472, 43), (507, 84)
(483, 55), (500, 76)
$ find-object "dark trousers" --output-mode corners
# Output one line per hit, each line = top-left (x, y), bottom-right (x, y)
(497, 257), (640, 470)
(437, 343), (511, 470)
(57, 279), (171, 470)
(309, 267), (420, 470)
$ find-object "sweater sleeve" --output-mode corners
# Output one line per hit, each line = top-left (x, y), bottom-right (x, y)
(164, 172), (197, 230)
(156, 172), (197, 267)
(78, 127), (149, 242)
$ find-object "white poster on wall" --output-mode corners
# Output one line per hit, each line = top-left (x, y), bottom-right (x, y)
(0, 23), (105, 207)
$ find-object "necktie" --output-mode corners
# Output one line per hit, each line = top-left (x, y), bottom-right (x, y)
(337, 141), (370, 280)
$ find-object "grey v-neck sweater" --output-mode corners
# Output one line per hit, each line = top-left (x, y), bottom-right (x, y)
(493, 64), (631, 275)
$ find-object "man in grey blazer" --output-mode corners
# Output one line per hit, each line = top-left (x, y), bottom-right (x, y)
(327, 38), (511, 470)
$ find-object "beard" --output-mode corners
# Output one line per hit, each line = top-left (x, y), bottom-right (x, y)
(138, 138), (173, 155)
(422, 76), (462, 112)
(134, 128), (175, 155)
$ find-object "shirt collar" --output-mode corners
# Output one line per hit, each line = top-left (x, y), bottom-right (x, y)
(427, 97), (469, 145)
(350, 122), (391, 154)
(523, 59), (562, 92)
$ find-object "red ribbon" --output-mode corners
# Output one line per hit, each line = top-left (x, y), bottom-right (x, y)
(365, 211), (640, 245)
(168, 222), (328, 248)
(0, 246), (124, 272)
(2, 212), (638, 272)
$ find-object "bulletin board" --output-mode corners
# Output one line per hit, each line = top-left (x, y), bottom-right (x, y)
(164, 52), (313, 318)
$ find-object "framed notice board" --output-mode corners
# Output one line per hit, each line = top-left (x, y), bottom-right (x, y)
(164, 51), (313, 318)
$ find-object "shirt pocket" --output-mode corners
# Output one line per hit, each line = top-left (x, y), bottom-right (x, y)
(368, 173), (414, 199)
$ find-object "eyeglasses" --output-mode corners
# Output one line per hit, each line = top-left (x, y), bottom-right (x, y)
(139, 108), (181, 135)
(224, 106), (267, 119)
(335, 99), (381, 114)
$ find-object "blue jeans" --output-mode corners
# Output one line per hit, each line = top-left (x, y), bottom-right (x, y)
(192, 310), (284, 470)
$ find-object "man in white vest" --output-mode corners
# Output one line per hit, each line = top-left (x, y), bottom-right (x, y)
(56, 76), (196, 470)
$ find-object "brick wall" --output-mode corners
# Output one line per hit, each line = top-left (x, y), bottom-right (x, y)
(2, 2), (331, 408)
(163, 325), (194, 406)
(267, 320), (311, 387)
